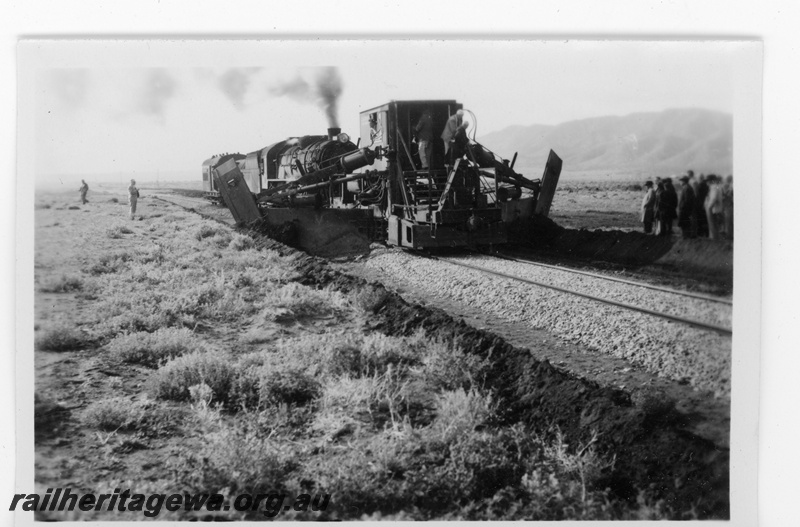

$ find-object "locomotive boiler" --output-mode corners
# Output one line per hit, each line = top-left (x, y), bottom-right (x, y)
(207, 100), (562, 254)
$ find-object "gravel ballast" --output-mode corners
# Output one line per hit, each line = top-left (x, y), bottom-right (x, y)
(366, 250), (731, 398)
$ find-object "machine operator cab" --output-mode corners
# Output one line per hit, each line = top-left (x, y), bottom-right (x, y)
(360, 100), (464, 174)
(359, 100), (510, 249)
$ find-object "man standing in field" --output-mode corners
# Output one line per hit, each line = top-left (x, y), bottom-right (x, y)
(677, 176), (696, 238)
(78, 179), (89, 204)
(641, 181), (656, 234)
(721, 175), (734, 239)
(662, 178), (678, 236)
(694, 174), (710, 237)
(704, 174), (724, 240)
(128, 179), (139, 220)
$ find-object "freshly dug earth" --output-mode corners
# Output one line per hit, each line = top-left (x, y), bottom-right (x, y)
(508, 215), (733, 291)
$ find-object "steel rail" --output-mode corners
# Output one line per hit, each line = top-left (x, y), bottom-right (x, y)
(490, 251), (733, 305)
(434, 255), (733, 336)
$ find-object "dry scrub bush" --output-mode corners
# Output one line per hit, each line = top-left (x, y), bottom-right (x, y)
(228, 233), (254, 251)
(227, 348), (324, 411)
(91, 290), (194, 337)
(300, 383), (631, 520)
(149, 352), (237, 406)
(313, 375), (383, 435)
(35, 325), (89, 352)
(538, 429), (615, 507)
(260, 283), (341, 322)
(359, 333), (423, 376)
(193, 222), (225, 241)
(297, 426), (523, 517)
(315, 333), (420, 378)
(83, 397), (145, 431)
(87, 250), (133, 275)
(351, 284), (391, 313)
(296, 331), (428, 379)
(421, 335), (493, 391)
(434, 430), (522, 503)
(314, 366), (418, 433)
(106, 225), (133, 239)
(160, 212), (189, 223)
(323, 343), (363, 377)
(209, 232), (233, 248)
(38, 274), (84, 293)
(258, 369), (321, 408)
(268, 333), (357, 373)
(132, 244), (165, 265)
(106, 328), (204, 367)
(429, 389), (494, 443)
(297, 432), (413, 514)
(197, 285), (260, 322)
(175, 409), (296, 498)
(93, 267), (262, 337)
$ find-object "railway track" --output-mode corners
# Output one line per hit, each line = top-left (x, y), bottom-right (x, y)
(419, 251), (732, 336)
(491, 251), (732, 305)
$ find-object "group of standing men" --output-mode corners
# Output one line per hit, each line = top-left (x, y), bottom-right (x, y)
(414, 108), (469, 169)
(76, 178), (140, 220)
(641, 171), (734, 240)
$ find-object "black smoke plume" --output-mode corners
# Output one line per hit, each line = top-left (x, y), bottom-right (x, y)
(269, 67), (343, 127)
(139, 69), (177, 119)
(218, 68), (261, 108)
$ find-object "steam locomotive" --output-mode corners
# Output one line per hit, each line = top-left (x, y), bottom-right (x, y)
(203, 100), (561, 253)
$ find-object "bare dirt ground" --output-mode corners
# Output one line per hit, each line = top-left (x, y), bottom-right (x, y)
(549, 181), (642, 231)
(30, 183), (731, 520)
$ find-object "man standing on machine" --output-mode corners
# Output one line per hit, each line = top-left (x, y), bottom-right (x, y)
(441, 109), (469, 164)
(414, 107), (433, 170)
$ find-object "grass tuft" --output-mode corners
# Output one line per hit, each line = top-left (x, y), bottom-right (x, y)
(175, 409), (297, 499)
(38, 274), (84, 293)
(228, 233), (255, 251)
(422, 335), (493, 391)
(83, 397), (145, 431)
(258, 368), (321, 408)
(430, 388), (494, 443)
(107, 225), (134, 239)
(149, 351), (237, 406)
(194, 222), (226, 241)
(35, 325), (90, 352)
(87, 250), (133, 275)
(106, 328), (204, 368)
(260, 283), (339, 322)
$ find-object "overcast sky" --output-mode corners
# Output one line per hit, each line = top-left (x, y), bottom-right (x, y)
(26, 40), (741, 185)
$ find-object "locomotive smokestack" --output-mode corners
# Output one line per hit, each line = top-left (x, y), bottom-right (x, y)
(327, 127), (341, 140)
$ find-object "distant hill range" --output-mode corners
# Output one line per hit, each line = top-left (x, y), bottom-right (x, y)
(478, 108), (733, 178)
